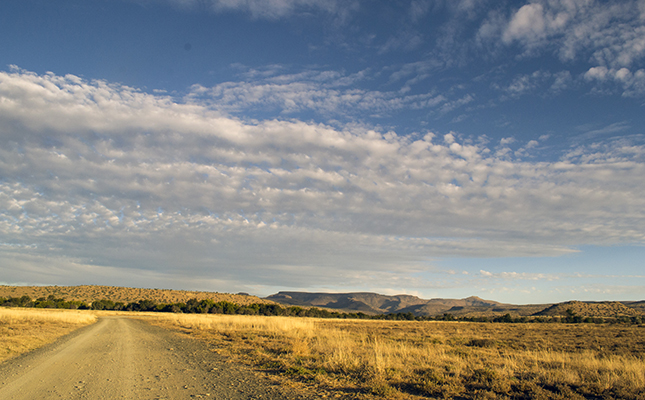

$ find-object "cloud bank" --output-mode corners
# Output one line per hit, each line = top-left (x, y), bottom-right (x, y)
(1, 68), (644, 291)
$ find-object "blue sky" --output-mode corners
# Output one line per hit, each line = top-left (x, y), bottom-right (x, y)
(1, 0), (644, 304)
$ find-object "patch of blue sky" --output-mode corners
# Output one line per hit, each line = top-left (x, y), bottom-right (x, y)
(435, 245), (645, 300)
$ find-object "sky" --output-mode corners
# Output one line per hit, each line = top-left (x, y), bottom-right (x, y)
(1, 0), (644, 304)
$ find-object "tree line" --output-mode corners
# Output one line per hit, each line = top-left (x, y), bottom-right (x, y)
(1, 295), (642, 324)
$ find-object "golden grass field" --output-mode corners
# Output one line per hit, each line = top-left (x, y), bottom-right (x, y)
(148, 313), (645, 400)
(1, 308), (644, 399)
(0, 308), (97, 363)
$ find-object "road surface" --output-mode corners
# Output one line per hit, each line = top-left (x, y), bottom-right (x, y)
(0, 316), (307, 399)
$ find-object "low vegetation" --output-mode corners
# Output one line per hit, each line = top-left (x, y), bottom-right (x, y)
(3, 295), (643, 325)
(0, 285), (268, 306)
(149, 313), (645, 399)
(0, 308), (97, 363)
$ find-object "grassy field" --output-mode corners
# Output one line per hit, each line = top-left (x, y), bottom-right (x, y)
(148, 313), (645, 399)
(0, 308), (97, 363)
(2, 307), (644, 398)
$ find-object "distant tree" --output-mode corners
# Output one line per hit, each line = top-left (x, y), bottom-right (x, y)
(494, 314), (513, 323)
(259, 304), (284, 316)
(137, 299), (157, 311)
(439, 313), (455, 321)
(3, 295), (34, 307)
(161, 304), (182, 313)
(91, 299), (116, 310)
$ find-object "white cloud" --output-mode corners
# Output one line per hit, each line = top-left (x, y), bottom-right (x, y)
(525, 140), (538, 149)
(484, 1), (645, 94)
(584, 66), (645, 95)
(165, 0), (356, 20)
(186, 66), (453, 117)
(549, 70), (572, 92)
(503, 70), (551, 96)
(578, 121), (631, 140)
(502, 3), (550, 45)
(1, 69), (645, 290)
(438, 94), (474, 114)
(499, 66), (637, 99)
(479, 269), (560, 281)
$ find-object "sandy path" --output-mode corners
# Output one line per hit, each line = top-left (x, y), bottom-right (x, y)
(0, 317), (303, 399)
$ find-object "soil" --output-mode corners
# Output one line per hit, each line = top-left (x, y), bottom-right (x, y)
(0, 317), (316, 399)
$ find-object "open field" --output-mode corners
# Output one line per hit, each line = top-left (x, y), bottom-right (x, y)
(148, 313), (645, 399)
(0, 308), (97, 363)
(2, 307), (644, 398)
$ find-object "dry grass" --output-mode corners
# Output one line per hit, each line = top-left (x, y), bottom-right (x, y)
(0, 285), (273, 306)
(148, 314), (645, 399)
(0, 308), (97, 363)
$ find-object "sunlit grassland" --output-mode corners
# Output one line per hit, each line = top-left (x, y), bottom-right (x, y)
(0, 308), (97, 363)
(149, 313), (645, 399)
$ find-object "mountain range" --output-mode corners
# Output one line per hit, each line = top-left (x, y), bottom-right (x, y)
(266, 291), (548, 316)
(266, 291), (645, 318)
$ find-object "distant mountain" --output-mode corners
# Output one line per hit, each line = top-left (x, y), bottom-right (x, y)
(265, 291), (545, 316)
(534, 300), (643, 318)
(267, 292), (430, 314)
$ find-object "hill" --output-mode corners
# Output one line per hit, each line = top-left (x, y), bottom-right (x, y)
(534, 300), (643, 318)
(266, 291), (548, 316)
(623, 300), (645, 313)
(0, 285), (273, 306)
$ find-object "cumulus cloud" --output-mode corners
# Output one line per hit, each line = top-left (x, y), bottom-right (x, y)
(1, 69), (645, 290)
(584, 66), (645, 96)
(481, 0), (645, 94)
(502, 3), (552, 45)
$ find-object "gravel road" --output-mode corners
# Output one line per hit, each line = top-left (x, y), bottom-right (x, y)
(0, 317), (314, 399)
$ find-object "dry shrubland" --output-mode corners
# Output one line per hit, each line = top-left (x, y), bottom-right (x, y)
(0, 285), (269, 306)
(149, 313), (645, 399)
(0, 308), (97, 363)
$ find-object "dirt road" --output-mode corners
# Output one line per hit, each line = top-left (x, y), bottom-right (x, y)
(0, 317), (306, 399)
